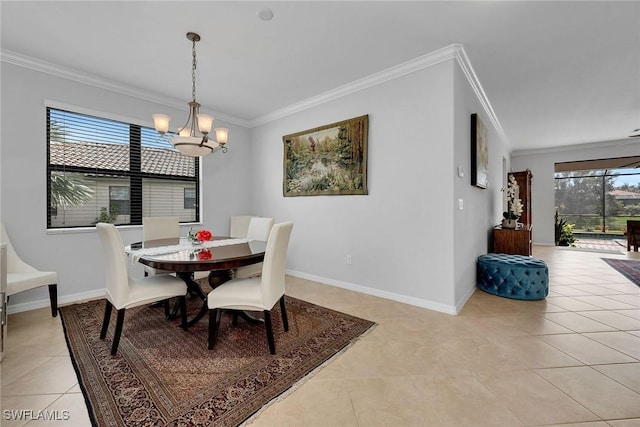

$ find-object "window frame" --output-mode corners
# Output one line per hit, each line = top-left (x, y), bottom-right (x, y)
(46, 106), (201, 229)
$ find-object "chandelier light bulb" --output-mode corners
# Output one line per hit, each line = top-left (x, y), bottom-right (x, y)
(215, 128), (229, 144)
(197, 114), (214, 134)
(152, 114), (170, 134)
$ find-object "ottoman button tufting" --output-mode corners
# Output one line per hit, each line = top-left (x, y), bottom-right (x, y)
(477, 254), (549, 300)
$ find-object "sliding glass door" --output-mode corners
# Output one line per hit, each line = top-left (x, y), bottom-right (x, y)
(555, 168), (640, 235)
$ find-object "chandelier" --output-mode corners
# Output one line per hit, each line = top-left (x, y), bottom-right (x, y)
(153, 32), (228, 157)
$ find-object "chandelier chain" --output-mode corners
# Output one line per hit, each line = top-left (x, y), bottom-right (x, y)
(191, 37), (197, 102)
(152, 31), (228, 157)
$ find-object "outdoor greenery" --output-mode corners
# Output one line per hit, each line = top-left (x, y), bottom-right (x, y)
(50, 172), (94, 214)
(555, 170), (640, 234)
(559, 223), (577, 246)
(49, 121), (95, 217)
(555, 210), (576, 246)
(93, 206), (119, 224)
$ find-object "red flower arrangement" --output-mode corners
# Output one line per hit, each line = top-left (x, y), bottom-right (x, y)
(197, 249), (212, 260)
(188, 228), (212, 244)
(196, 229), (212, 242)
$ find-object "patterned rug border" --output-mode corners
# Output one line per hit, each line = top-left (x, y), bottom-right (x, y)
(601, 258), (640, 288)
(59, 306), (100, 427)
(59, 295), (376, 426)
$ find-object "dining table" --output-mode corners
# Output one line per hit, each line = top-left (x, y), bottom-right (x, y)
(125, 236), (267, 327)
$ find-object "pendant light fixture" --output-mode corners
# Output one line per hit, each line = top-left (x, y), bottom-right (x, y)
(153, 32), (228, 157)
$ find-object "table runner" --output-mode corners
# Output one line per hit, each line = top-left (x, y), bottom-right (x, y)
(125, 238), (250, 264)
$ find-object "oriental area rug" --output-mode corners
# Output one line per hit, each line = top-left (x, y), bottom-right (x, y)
(60, 293), (375, 427)
(602, 258), (640, 288)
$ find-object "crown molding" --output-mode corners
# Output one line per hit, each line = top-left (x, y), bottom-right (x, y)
(512, 137), (637, 157)
(0, 49), (250, 128)
(250, 44), (508, 150)
(453, 45), (509, 151)
(250, 44), (461, 127)
(2, 45), (506, 143)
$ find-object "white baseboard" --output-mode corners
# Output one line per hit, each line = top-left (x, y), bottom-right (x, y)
(9, 272), (474, 317)
(286, 269), (459, 315)
(454, 285), (476, 314)
(7, 289), (106, 315)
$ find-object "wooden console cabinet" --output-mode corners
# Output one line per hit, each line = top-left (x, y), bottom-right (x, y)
(493, 225), (532, 256)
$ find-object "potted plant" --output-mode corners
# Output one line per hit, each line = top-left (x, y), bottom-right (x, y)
(501, 174), (523, 228)
(554, 210), (576, 246)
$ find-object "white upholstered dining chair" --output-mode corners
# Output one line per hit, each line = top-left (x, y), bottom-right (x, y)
(96, 223), (188, 355)
(230, 215), (255, 238)
(1, 222), (58, 317)
(207, 222), (293, 354)
(142, 216), (180, 276)
(233, 217), (274, 280)
(229, 215), (255, 239)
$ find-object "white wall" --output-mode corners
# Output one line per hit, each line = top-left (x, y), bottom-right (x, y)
(452, 65), (510, 308)
(2, 50), (508, 315)
(512, 141), (640, 245)
(0, 62), (252, 310)
(250, 58), (504, 313)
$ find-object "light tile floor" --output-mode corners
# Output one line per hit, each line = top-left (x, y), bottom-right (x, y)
(1, 245), (640, 426)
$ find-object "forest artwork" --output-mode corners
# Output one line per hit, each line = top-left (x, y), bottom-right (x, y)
(283, 115), (368, 196)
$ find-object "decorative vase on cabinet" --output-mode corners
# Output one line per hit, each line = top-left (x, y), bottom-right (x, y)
(502, 218), (517, 229)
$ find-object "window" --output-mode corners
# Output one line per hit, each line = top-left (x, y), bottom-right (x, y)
(47, 107), (200, 229)
(555, 157), (640, 235)
(109, 186), (130, 216)
(184, 188), (196, 209)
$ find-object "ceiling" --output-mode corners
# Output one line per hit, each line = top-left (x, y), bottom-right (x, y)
(1, 1), (639, 152)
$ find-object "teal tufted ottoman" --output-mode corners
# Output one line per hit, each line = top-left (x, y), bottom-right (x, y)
(477, 254), (549, 300)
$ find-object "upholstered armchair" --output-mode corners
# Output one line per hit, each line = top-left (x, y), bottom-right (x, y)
(1, 223), (58, 317)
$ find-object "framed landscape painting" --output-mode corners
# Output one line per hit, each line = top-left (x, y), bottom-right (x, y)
(283, 115), (368, 197)
(470, 113), (489, 189)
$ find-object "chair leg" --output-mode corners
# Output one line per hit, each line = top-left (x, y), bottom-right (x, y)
(264, 310), (276, 354)
(48, 284), (58, 317)
(100, 300), (113, 339)
(164, 298), (170, 319)
(178, 296), (187, 329)
(208, 309), (222, 350)
(111, 309), (126, 355)
(279, 296), (289, 332)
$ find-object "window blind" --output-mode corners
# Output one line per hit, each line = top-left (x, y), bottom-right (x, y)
(47, 107), (200, 229)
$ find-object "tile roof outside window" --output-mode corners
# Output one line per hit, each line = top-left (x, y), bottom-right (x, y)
(50, 141), (195, 176)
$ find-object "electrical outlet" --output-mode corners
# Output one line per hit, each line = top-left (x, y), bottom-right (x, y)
(346, 254), (352, 265)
